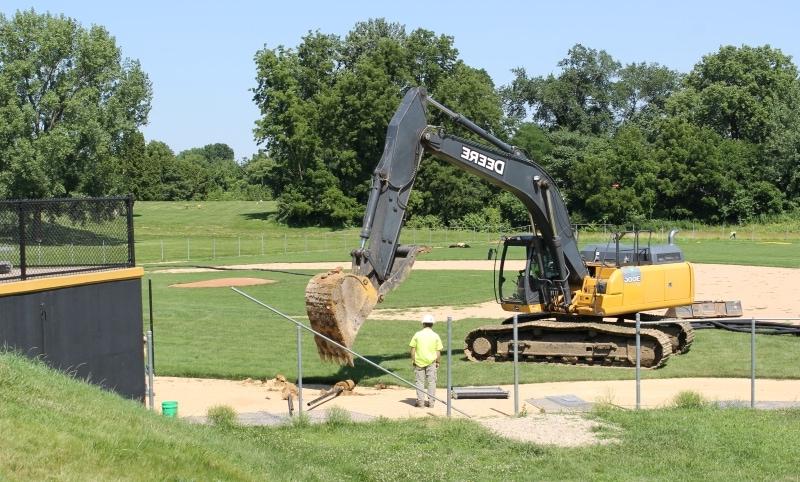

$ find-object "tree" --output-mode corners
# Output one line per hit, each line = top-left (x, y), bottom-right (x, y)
(253, 19), (505, 226)
(613, 62), (682, 125)
(667, 45), (800, 205)
(677, 45), (800, 143)
(0, 10), (152, 199)
(506, 45), (620, 135)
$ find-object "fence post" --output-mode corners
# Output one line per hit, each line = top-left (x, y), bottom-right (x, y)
(635, 313), (641, 410)
(513, 313), (519, 417)
(125, 195), (136, 266)
(751, 317), (756, 408)
(447, 315), (452, 418)
(18, 201), (26, 280)
(146, 329), (155, 410)
(297, 324), (303, 415)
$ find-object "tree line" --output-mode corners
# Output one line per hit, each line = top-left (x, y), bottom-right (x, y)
(3, 12), (799, 227)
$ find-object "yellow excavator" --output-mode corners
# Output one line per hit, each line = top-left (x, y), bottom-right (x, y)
(305, 87), (740, 368)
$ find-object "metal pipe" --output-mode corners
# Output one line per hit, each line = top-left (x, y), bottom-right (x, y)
(126, 194), (136, 266)
(668, 229), (679, 245)
(146, 330), (155, 410)
(297, 324), (303, 415)
(425, 95), (517, 154)
(231, 288), (471, 418)
(751, 317), (756, 409)
(18, 201), (26, 280)
(447, 315), (452, 418)
(513, 314), (519, 417)
(148, 279), (155, 372)
(307, 387), (343, 408)
(635, 313), (641, 410)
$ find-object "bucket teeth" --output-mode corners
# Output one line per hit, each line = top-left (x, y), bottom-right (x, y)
(305, 269), (378, 366)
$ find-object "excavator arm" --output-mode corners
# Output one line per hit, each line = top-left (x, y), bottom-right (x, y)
(305, 87), (587, 364)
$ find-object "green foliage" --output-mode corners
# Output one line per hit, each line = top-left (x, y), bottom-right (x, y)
(404, 213), (444, 229)
(672, 45), (800, 203)
(207, 405), (238, 428)
(502, 43), (799, 224)
(324, 406), (352, 427)
(253, 19), (505, 227)
(511, 122), (552, 160)
(0, 10), (152, 199)
(671, 391), (708, 409)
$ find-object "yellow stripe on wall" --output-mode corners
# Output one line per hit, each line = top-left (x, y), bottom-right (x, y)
(0, 267), (144, 296)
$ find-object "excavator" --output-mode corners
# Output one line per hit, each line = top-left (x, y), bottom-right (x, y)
(305, 87), (740, 368)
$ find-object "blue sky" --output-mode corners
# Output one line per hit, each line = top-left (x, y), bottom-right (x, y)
(3, 1), (799, 160)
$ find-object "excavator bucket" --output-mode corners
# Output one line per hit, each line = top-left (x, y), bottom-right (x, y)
(304, 268), (379, 365)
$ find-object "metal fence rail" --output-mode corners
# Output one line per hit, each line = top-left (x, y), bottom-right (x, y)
(0, 196), (135, 282)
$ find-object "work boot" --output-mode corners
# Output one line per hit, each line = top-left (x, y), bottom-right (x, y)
(424, 401), (432, 408)
(415, 401), (423, 408)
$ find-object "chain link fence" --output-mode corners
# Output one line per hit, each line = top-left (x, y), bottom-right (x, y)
(0, 196), (135, 282)
(134, 220), (798, 265)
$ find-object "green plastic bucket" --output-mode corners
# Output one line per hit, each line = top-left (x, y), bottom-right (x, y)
(162, 401), (178, 417)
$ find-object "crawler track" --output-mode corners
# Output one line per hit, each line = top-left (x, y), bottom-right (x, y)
(465, 317), (674, 368)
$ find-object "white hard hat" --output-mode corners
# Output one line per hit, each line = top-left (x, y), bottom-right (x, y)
(421, 314), (435, 325)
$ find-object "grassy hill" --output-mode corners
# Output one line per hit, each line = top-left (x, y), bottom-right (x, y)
(3, 351), (800, 481)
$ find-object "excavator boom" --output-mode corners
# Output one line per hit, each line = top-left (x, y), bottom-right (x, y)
(305, 87), (587, 364)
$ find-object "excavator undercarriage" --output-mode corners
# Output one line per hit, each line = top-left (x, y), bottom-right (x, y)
(463, 315), (697, 368)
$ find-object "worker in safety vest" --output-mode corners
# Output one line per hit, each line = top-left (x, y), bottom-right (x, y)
(409, 313), (443, 408)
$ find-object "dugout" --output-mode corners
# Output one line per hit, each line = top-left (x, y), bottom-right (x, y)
(0, 196), (145, 400)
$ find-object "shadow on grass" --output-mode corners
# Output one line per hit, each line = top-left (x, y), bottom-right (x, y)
(240, 212), (274, 222)
(303, 352), (409, 385)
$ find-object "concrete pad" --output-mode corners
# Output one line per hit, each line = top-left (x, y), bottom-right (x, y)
(527, 394), (594, 413)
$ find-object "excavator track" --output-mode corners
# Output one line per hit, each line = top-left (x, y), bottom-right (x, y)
(616, 316), (695, 354)
(464, 318), (674, 368)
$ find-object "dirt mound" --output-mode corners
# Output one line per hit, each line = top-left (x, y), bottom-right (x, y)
(169, 277), (275, 288)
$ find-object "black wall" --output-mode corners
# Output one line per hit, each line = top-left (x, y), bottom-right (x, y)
(0, 278), (145, 400)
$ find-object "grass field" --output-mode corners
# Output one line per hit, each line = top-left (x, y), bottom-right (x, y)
(134, 201), (800, 268)
(3, 352), (800, 481)
(146, 270), (800, 384)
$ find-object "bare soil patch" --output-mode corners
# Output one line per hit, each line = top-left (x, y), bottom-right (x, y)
(169, 277), (275, 288)
(478, 414), (618, 446)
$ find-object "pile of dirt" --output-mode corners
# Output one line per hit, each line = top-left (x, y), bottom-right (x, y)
(169, 277), (275, 288)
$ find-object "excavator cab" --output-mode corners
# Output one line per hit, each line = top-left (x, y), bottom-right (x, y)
(497, 235), (561, 312)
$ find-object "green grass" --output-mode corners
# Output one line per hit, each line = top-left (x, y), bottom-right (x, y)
(146, 271), (800, 384)
(680, 239), (800, 268)
(3, 351), (800, 481)
(133, 201), (800, 268)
